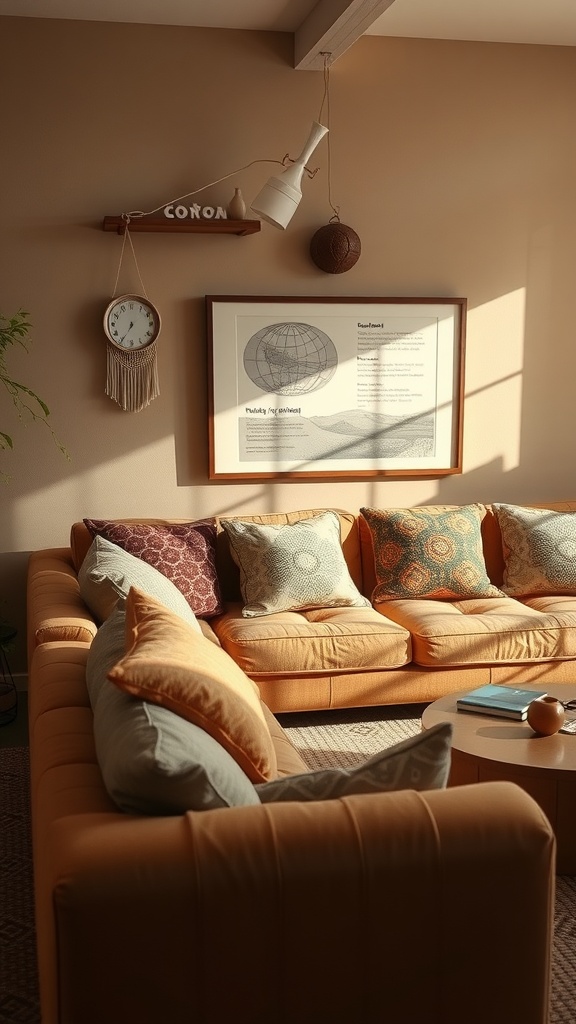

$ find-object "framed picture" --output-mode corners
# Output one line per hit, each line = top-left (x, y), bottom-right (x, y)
(206, 295), (466, 480)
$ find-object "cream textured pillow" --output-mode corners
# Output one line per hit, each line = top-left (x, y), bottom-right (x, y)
(494, 503), (576, 596)
(360, 504), (502, 601)
(220, 511), (370, 617)
(256, 723), (452, 802)
(107, 587), (277, 783)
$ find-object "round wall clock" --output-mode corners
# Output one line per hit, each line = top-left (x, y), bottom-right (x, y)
(103, 294), (162, 412)
(103, 294), (161, 350)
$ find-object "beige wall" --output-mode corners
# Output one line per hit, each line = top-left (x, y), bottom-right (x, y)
(2, 17), (576, 672)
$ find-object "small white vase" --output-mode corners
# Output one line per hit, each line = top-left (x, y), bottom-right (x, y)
(227, 188), (246, 220)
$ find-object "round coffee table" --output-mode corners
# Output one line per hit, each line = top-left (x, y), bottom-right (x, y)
(422, 683), (576, 874)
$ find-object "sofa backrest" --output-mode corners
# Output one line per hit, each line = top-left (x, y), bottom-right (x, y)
(71, 501), (576, 606)
(70, 510), (362, 606)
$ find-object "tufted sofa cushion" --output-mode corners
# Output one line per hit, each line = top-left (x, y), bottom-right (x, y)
(211, 602), (411, 676)
(376, 594), (576, 667)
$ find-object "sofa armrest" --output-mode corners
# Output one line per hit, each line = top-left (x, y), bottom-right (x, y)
(48, 781), (554, 1024)
(27, 549), (96, 660)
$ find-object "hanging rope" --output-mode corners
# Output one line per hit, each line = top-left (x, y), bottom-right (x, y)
(318, 54), (340, 223)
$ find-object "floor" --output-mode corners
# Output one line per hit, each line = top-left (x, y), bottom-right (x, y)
(0, 690), (29, 747)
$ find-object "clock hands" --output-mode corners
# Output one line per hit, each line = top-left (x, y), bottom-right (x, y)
(120, 321), (135, 343)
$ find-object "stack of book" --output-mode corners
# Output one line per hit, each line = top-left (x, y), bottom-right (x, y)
(456, 684), (547, 721)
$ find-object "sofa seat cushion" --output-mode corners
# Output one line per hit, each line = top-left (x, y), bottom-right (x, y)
(374, 595), (576, 667)
(211, 602), (411, 677)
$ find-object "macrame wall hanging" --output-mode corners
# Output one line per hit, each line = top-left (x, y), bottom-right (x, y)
(103, 220), (161, 412)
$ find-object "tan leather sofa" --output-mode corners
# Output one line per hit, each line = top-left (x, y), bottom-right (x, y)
(26, 508), (559, 1023)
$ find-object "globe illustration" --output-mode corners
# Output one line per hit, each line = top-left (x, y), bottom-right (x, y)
(243, 322), (338, 396)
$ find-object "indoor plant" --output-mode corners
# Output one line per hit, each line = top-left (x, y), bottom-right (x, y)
(0, 308), (67, 479)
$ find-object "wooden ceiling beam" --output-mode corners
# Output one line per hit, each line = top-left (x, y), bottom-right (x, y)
(294, 0), (397, 69)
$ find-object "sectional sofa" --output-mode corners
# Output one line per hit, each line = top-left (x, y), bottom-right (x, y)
(26, 501), (567, 1024)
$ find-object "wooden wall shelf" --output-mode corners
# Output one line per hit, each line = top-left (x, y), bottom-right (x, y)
(102, 216), (260, 236)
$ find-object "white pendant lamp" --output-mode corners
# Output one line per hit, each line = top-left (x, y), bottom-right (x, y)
(251, 121), (328, 229)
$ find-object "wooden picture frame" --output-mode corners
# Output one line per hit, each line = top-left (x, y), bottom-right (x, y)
(206, 295), (466, 480)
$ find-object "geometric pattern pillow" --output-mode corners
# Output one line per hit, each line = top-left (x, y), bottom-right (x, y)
(220, 510), (370, 617)
(256, 722), (452, 802)
(84, 518), (223, 618)
(493, 503), (576, 596)
(360, 504), (502, 601)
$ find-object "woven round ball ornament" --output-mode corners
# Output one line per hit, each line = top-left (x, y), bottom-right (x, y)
(310, 221), (361, 274)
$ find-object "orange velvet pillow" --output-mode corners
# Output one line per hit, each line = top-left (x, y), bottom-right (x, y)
(107, 587), (277, 783)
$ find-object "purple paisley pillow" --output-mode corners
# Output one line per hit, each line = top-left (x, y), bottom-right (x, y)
(83, 519), (223, 618)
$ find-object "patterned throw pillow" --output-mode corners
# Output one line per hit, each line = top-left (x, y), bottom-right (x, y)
(84, 518), (222, 618)
(493, 503), (576, 596)
(220, 510), (370, 617)
(256, 723), (452, 802)
(360, 504), (501, 602)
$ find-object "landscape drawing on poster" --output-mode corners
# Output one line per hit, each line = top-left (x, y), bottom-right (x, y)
(208, 298), (464, 478)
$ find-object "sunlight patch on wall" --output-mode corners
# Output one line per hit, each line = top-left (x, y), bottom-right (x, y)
(463, 288), (525, 474)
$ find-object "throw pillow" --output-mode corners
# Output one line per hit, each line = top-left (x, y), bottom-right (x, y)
(256, 723), (452, 802)
(360, 504), (502, 601)
(108, 587), (277, 783)
(86, 609), (259, 813)
(83, 518), (223, 618)
(79, 535), (202, 628)
(493, 503), (576, 596)
(220, 510), (370, 617)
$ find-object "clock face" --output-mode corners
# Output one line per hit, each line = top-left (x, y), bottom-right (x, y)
(104, 294), (161, 350)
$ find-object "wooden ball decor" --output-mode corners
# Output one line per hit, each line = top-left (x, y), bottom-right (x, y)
(526, 695), (565, 736)
(310, 221), (361, 274)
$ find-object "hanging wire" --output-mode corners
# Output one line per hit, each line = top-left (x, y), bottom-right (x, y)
(318, 53), (340, 223)
(122, 153), (321, 219)
(112, 221), (150, 299)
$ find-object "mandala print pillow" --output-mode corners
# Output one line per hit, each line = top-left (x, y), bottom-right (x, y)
(220, 510), (371, 617)
(83, 518), (222, 618)
(360, 504), (502, 602)
(493, 504), (576, 596)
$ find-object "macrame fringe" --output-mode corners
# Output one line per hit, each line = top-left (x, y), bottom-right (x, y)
(106, 341), (160, 412)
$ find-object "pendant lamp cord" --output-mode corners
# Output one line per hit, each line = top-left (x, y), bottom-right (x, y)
(318, 54), (340, 223)
(112, 220), (150, 300)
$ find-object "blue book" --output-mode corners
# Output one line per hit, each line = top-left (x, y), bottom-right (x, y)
(456, 684), (547, 720)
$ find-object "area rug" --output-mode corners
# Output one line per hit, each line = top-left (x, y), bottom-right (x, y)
(2, 711), (576, 1024)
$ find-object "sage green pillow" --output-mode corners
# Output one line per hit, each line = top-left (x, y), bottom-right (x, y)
(79, 534), (202, 629)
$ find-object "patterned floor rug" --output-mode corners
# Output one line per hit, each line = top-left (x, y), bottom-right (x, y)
(2, 711), (576, 1023)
